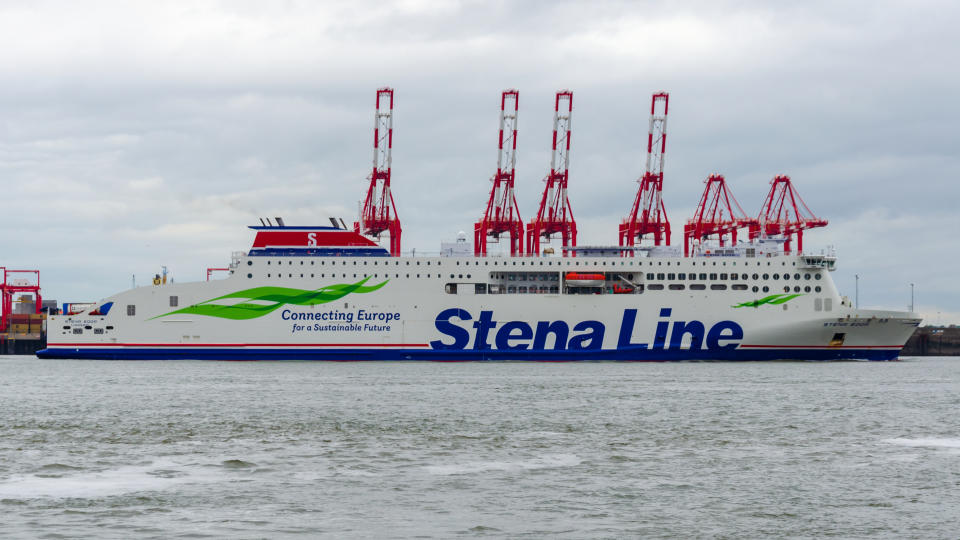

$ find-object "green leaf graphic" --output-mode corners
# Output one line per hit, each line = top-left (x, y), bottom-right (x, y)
(732, 293), (803, 308)
(150, 277), (388, 320)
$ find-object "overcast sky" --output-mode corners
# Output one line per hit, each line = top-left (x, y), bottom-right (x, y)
(1, 0), (957, 324)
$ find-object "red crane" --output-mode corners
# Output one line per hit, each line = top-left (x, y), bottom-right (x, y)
(620, 92), (671, 248)
(354, 87), (402, 256)
(1, 268), (42, 332)
(750, 175), (828, 253)
(475, 90), (524, 256)
(526, 90), (577, 256)
(683, 174), (759, 256)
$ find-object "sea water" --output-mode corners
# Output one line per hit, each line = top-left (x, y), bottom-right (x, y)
(1, 356), (959, 538)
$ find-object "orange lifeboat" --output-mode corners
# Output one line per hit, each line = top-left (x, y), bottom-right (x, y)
(565, 273), (605, 287)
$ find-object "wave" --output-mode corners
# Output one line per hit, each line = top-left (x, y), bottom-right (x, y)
(884, 437), (960, 449)
(424, 453), (581, 475)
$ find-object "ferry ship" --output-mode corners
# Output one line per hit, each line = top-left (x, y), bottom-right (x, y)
(36, 222), (921, 361)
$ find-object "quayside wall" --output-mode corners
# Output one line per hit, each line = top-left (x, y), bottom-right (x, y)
(901, 326), (960, 357)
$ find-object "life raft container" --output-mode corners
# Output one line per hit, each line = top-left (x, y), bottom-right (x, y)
(565, 273), (605, 287)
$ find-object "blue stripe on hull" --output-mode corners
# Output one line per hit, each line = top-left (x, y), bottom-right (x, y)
(36, 347), (901, 361)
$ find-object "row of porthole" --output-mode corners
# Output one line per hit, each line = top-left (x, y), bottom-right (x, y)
(248, 273), (448, 279)
(246, 258), (801, 268)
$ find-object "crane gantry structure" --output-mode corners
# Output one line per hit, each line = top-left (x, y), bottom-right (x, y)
(354, 87), (402, 257)
(526, 90), (577, 256)
(619, 92), (671, 249)
(342, 87), (828, 260)
(750, 174), (828, 253)
(474, 90), (524, 256)
(683, 174), (759, 257)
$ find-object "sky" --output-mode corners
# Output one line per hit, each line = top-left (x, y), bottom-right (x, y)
(0, 0), (957, 324)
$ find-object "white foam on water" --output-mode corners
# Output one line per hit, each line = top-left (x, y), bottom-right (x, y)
(424, 453), (581, 476)
(884, 438), (960, 449)
(0, 459), (216, 499)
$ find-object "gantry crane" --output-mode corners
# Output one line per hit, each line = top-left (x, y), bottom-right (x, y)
(620, 92), (671, 248)
(475, 90), (524, 256)
(354, 87), (402, 256)
(526, 90), (577, 256)
(683, 174), (759, 256)
(750, 175), (828, 253)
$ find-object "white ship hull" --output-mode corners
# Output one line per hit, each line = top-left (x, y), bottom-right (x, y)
(38, 233), (920, 361)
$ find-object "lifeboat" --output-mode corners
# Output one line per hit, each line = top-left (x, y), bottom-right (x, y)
(565, 273), (605, 287)
(613, 285), (634, 294)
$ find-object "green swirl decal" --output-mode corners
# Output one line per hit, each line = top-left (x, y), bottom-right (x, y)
(732, 293), (802, 309)
(151, 277), (388, 320)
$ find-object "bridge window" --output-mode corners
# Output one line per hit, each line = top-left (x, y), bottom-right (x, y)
(126, 305), (136, 316)
(169, 296), (178, 307)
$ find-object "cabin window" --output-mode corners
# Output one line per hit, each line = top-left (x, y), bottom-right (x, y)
(732, 284), (748, 291)
(719, 273), (728, 280)
(668, 284), (685, 290)
(646, 273), (654, 280)
(805, 286), (811, 292)
(699, 273), (707, 280)
(247, 261), (252, 266)
(475, 284), (487, 294)
(762, 286), (769, 292)
(815, 274), (822, 280)
(126, 305), (136, 316)
(445, 284), (457, 294)
(657, 273), (665, 280)
(762, 274), (769, 280)
(247, 273), (252, 279)
(169, 296), (178, 307)
(815, 286), (822, 293)
(710, 284), (727, 290)
(690, 284), (706, 291)
(667, 273), (676, 280)
(647, 284), (665, 290)
(752, 286), (759, 292)
(709, 273), (717, 280)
